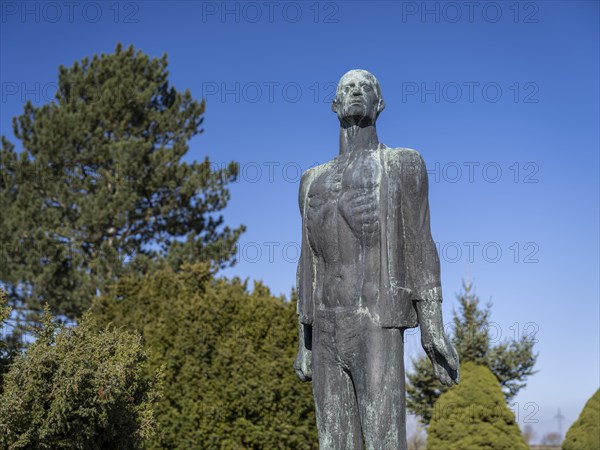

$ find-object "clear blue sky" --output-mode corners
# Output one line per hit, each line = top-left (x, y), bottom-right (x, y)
(1, 0), (598, 443)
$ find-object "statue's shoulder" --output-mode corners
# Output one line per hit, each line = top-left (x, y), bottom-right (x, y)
(300, 165), (318, 182)
(300, 158), (336, 187)
(381, 146), (420, 158)
(382, 146), (423, 164)
(298, 159), (334, 209)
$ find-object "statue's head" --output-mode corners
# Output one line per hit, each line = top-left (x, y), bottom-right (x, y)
(332, 69), (385, 125)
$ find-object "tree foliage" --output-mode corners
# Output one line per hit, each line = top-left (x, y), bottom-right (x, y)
(426, 362), (528, 450)
(407, 281), (538, 424)
(0, 305), (160, 449)
(0, 43), (244, 325)
(89, 262), (317, 449)
(0, 288), (13, 385)
(562, 389), (600, 450)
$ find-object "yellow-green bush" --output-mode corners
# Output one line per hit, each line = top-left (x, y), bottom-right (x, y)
(563, 389), (599, 450)
(0, 306), (160, 449)
(426, 362), (528, 450)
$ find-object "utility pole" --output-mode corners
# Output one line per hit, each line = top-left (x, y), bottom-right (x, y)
(554, 407), (565, 437)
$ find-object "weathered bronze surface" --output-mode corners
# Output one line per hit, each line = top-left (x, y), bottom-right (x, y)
(294, 70), (459, 449)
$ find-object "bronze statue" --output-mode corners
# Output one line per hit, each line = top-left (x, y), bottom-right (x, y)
(294, 69), (459, 449)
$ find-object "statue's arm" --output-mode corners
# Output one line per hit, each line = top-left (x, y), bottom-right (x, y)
(402, 151), (442, 304)
(403, 151), (459, 385)
(294, 170), (314, 382)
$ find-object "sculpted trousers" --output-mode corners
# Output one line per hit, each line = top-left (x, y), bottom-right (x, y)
(312, 307), (407, 450)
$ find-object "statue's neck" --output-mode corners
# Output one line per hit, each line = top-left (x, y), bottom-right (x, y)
(338, 123), (380, 156)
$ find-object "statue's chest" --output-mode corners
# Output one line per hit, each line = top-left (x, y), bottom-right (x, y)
(340, 150), (382, 191)
(305, 152), (384, 255)
(305, 163), (343, 255)
(306, 152), (383, 220)
(306, 164), (341, 222)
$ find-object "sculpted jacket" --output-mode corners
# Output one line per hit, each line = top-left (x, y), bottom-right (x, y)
(296, 147), (443, 329)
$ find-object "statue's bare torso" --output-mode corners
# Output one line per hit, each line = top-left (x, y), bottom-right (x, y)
(306, 148), (383, 309)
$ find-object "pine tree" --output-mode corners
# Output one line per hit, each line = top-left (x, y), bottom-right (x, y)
(0, 289), (12, 388)
(407, 281), (538, 424)
(0, 44), (244, 328)
(426, 362), (529, 450)
(563, 389), (600, 450)
(89, 263), (318, 449)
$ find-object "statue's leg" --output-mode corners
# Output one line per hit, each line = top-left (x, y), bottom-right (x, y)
(312, 314), (363, 450)
(351, 323), (407, 450)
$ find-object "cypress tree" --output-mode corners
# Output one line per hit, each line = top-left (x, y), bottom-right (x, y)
(563, 389), (600, 450)
(426, 362), (528, 450)
(407, 281), (537, 424)
(89, 263), (318, 449)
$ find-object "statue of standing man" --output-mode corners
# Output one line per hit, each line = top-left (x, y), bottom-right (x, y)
(294, 70), (459, 449)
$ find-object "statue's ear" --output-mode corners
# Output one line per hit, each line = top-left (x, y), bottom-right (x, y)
(332, 98), (338, 113)
(378, 99), (386, 113)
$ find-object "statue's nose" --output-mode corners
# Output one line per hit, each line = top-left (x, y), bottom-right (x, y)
(352, 89), (362, 97)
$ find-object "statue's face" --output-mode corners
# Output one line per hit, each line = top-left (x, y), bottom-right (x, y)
(333, 70), (384, 125)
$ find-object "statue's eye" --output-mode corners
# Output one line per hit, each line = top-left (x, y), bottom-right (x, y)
(363, 84), (372, 91)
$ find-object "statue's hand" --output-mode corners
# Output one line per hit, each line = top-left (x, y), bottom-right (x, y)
(422, 331), (460, 386)
(338, 188), (379, 242)
(294, 346), (312, 382)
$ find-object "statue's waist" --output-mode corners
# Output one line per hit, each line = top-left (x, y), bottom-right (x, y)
(311, 285), (417, 329)
(313, 306), (377, 333)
